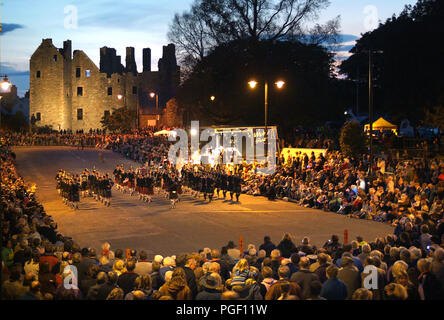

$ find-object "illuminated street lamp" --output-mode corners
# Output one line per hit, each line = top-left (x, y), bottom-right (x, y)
(248, 79), (285, 161)
(0, 76), (12, 130)
(149, 92), (159, 110)
(210, 95), (216, 101)
(248, 79), (285, 133)
(1, 76), (12, 92)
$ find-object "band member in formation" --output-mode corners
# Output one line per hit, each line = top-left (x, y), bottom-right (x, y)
(55, 169), (80, 210)
(84, 169), (114, 206)
(181, 166), (242, 203)
(113, 164), (182, 207)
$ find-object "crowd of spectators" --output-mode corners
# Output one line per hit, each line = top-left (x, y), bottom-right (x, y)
(2, 129), (444, 300)
(2, 135), (444, 300)
(241, 151), (444, 227)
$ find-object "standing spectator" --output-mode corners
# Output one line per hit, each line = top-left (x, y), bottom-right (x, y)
(307, 280), (326, 300)
(431, 248), (444, 289)
(39, 261), (57, 296)
(320, 265), (348, 300)
(290, 257), (319, 299)
(277, 234), (297, 258)
(259, 236), (277, 257)
(338, 256), (361, 300)
(417, 258), (444, 300)
(96, 271), (119, 300)
(150, 261), (164, 290)
(86, 271), (108, 300)
(1, 264), (27, 300)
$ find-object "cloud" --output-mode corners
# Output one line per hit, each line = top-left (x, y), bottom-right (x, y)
(1, 63), (29, 76)
(1, 23), (24, 34)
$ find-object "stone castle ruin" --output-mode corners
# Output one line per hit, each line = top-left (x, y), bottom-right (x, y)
(30, 39), (180, 131)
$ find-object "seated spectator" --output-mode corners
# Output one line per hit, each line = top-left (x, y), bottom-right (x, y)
(196, 273), (223, 300)
(265, 265), (302, 300)
(117, 260), (139, 296)
(158, 267), (192, 300)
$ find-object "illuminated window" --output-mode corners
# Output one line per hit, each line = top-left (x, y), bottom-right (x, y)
(85, 69), (91, 77)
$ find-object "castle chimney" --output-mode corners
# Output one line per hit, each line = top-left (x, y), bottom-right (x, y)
(63, 40), (72, 61)
(125, 47), (137, 74)
(143, 48), (151, 72)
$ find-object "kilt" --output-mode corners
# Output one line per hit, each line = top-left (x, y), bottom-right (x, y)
(105, 189), (112, 198)
(81, 182), (87, 191)
(142, 187), (148, 195)
(147, 186), (154, 195)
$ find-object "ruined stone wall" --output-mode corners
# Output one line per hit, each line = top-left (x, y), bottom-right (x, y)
(30, 39), (65, 130)
(162, 98), (183, 127)
(30, 39), (180, 131)
(71, 51), (130, 131)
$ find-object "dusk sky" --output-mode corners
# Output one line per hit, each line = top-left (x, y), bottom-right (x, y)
(1, 0), (417, 96)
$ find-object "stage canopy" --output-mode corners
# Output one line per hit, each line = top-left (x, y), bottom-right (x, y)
(154, 129), (171, 136)
(364, 117), (398, 135)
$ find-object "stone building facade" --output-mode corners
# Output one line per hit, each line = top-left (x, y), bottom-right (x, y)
(30, 39), (180, 131)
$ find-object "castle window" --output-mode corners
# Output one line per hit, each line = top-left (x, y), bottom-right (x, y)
(77, 109), (83, 120)
(107, 87), (112, 96)
(76, 67), (81, 78)
(104, 110), (110, 118)
(77, 87), (83, 96)
(53, 55), (57, 62)
(36, 113), (41, 121)
(85, 69), (91, 77)
(36, 71), (41, 78)
(132, 86), (137, 94)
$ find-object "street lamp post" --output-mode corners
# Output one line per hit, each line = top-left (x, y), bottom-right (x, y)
(368, 50), (374, 178)
(150, 92), (158, 109)
(248, 79), (285, 161)
(364, 49), (383, 178)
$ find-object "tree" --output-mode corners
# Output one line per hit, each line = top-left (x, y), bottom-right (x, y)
(423, 106), (444, 131)
(100, 107), (136, 133)
(177, 38), (347, 135)
(339, 121), (366, 158)
(340, 0), (444, 124)
(168, 0), (340, 67)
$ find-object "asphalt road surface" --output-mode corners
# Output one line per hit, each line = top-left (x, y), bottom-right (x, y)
(13, 146), (393, 257)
